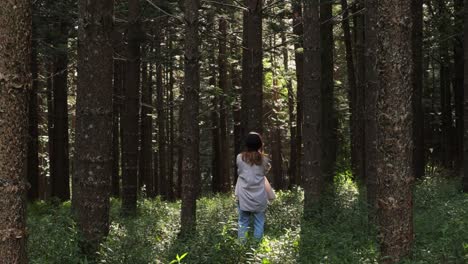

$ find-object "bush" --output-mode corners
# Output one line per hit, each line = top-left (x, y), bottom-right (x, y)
(27, 177), (467, 263)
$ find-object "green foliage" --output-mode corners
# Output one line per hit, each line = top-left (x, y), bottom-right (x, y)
(28, 178), (467, 263)
(28, 201), (82, 264)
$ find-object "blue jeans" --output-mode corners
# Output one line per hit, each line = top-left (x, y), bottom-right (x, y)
(238, 205), (265, 241)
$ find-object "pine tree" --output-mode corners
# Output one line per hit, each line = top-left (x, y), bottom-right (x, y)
(302, 0), (322, 215)
(73, 0), (114, 255)
(241, 0), (263, 135)
(375, 1), (414, 261)
(0, 0), (32, 262)
(180, 0), (201, 234)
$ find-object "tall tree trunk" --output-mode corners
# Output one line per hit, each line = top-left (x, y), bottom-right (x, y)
(28, 20), (40, 201)
(292, 0), (304, 186)
(218, 17), (231, 192)
(320, 0), (337, 184)
(454, 0), (464, 174)
(241, 0), (263, 135)
(74, 0), (114, 255)
(341, 0), (359, 183)
(231, 34), (242, 186)
(270, 34), (284, 190)
(46, 63), (54, 199)
(302, 0), (322, 216)
(112, 57), (123, 197)
(365, 0), (378, 216)
(51, 21), (70, 201)
(180, 0), (200, 234)
(168, 42), (176, 200)
(156, 33), (167, 198)
(439, 0), (453, 168)
(209, 11), (221, 193)
(167, 27), (176, 201)
(463, 0), (468, 192)
(121, 0), (141, 214)
(375, 1), (414, 262)
(141, 57), (154, 197)
(412, 0), (425, 179)
(176, 104), (183, 199)
(282, 15), (297, 189)
(0, 1), (31, 262)
(353, 1), (367, 185)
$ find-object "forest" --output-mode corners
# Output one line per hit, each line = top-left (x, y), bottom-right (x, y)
(0, 0), (467, 263)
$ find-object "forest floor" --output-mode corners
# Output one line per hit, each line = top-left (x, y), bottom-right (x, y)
(28, 172), (467, 264)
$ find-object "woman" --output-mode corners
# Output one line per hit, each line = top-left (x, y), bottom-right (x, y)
(235, 132), (275, 241)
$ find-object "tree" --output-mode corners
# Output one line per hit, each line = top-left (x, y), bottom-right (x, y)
(156, 27), (167, 198)
(292, 0), (304, 186)
(111, 32), (125, 197)
(140, 55), (154, 197)
(121, 0), (141, 214)
(51, 18), (70, 201)
(320, 0), (337, 183)
(454, 0), (464, 173)
(218, 16), (231, 192)
(28, 16), (40, 201)
(180, 0), (200, 234)
(282, 10), (297, 190)
(0, 0), (31, 262)
(375, 1), (414, 262)
(340, 0), (359, 184)
(241, 0), (263, 135)
(365, 0), (378, 215)
(412, 0), (425, 179)
(438, 0), (453, 168)
(73, 0), (114, 255)
(464, 0), (468, 193)
(302, 0), (322, 215)
(352, 0), (366, 185)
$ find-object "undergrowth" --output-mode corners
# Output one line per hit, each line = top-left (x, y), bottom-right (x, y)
(27, 175), (467, 263)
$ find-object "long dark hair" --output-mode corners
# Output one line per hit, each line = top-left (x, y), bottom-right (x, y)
(241, 132), (264, 166)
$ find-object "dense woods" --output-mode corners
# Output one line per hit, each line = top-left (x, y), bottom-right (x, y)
(1, 0), (467, 263)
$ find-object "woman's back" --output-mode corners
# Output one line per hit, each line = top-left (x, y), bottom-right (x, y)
(235, 154), (269, 212)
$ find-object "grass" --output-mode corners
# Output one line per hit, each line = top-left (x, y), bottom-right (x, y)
(27, 175), (467, 264)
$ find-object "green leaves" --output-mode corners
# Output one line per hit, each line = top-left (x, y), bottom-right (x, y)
(169, 252), (188, 264)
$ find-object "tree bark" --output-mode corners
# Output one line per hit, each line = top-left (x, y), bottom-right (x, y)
(46, 63), (54, 200)
(241, 0), (263, 136)
(111, 57), (123, 198)
(218, 17), (231, 193)
(292, 0), (304, 186)
(412, 0), (425, 179)
(180, 0), (200, 234)
(0, 1), (31, 262)
(51, 21), (70, 201)
(28, 20), (40, 201)
(121, 0), (141, 214)
(167, 28), (176, 201)
(156, 33), (167, 198)
(302, 0), (322, 216)
(438, 0), (453, 168)
(74, 0), (114, 255)
(141, 57), (154, 197)
(463, 0), (468, 192)
(282, 15), (297, 189)
(454, 0), (464, 174)
(353, 1), (367, 185)
(365, 0), (378, 216)
(320, 0), (337, 183)
(209, 11), (221, 194)
(375, 1), (414, 262)
(168, 44), (176, 200)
